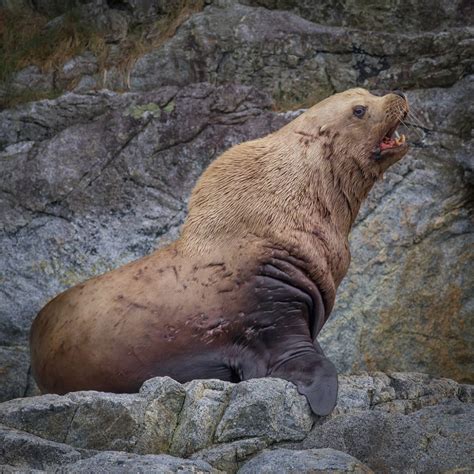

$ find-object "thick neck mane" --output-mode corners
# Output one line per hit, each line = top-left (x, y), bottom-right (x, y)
(180, 121), (380, 312)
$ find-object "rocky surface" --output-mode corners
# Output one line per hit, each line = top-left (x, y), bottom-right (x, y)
(0, 373), (472, 472)
(0, 0), (472, 407)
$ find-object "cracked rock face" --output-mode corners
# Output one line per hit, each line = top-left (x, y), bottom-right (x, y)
(128, 1), (472, 101)
(0, 374), (472, 473)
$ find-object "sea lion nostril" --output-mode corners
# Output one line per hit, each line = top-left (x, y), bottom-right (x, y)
(393, 91), (406, 100)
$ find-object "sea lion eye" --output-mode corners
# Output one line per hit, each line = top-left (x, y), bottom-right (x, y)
(353, 105), (367, 118)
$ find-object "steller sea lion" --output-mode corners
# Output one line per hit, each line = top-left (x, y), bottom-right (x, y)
(30, 88), (409, 416)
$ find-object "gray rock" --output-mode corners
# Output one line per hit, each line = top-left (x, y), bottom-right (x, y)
(170, 379), (233, 458)
(0, 421), (217, 473)
(0, 347), (31, 402)
(242, 0), (470, 33)
(215, 378), (313, 444)
(0, 424), (87, 470)
(3, 66), (54, 98)
(136, 376), (187, 454)
(192, 438), (269, 473)
(64, 392), (147, 451)
(3, 1), (472, 106)
(0, 466), (44, 474)
(55, 451), (217, 473)
(297, 399), (474, 473)
(130, 2), (473, 100)
(335, 372), (461, 415)
(0, 374), (471, 472)
(459, 384), (474, 403)
(238, 447), (372, 473)
(0, 394), (78, 443)
(56, 52), (99, 91)
(0, 391), (148, 451)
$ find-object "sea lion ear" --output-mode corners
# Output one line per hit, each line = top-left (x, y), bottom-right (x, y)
(270, 351), (338, 416)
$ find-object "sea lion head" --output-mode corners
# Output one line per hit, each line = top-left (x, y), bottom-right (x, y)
(183, 87), (411, 257)
(295, 87), (410, 176)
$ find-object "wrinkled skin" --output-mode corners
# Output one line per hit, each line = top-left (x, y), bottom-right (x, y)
(30, 88), (409, 416)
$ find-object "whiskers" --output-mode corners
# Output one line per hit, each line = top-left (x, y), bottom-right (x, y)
(396, 104), (427, 143)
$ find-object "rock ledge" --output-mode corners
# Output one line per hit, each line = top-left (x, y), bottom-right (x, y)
(0, 372), (472, 473)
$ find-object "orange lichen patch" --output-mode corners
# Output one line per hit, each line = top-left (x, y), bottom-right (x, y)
(365, 283), (472, 384)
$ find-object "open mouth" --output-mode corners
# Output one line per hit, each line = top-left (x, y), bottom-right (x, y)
(374, 122), (408, 158)
(380, 130), (406, 151)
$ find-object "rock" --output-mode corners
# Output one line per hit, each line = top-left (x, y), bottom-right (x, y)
(0, 394), (78, 443)
(3, 66), (54, 99)
(0, 374), (471, 472)
(215, 378), (313, 444)
(2, 1), (472, 106)
(192, 438), (269, 473)
(336, 372), (462, 415)
(242, 0), (471, 33)
(130, 2), (473, 101)
(459, 384), (474, 403)
(54, 451), (217, 473)
(56, 52), (99, 90)
(238, 447), (373, 473)
(0, 423), (217, 473)
(0, 347), (31, 402)
(170, 379), (233, 458)
(136, 377), (186, 453)
(63, 392), (147, 451)
(0, 424), (86, 471)
(296, 399), (474, 473)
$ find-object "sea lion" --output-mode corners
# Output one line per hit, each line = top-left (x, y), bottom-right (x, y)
(30, 88), (409, 416)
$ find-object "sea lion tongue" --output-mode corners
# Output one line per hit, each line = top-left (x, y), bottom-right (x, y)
(380, 130), (406, 150)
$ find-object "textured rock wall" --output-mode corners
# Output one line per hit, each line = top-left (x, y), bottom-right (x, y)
(0, 0), (472, 402)
(0, 374), (473, 472)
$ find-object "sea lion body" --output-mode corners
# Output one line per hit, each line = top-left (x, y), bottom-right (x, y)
(31, 89), (409, 416)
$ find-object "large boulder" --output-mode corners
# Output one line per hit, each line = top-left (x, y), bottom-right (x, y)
(293, 400), (474, 473)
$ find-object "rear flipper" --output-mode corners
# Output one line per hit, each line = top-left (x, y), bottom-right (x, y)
(269, 349), (338, 416)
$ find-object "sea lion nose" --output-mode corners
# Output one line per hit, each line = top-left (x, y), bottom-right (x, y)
(392, 90), (406, 101)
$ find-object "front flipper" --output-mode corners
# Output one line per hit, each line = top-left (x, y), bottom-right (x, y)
(269, 350), (338, 416)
